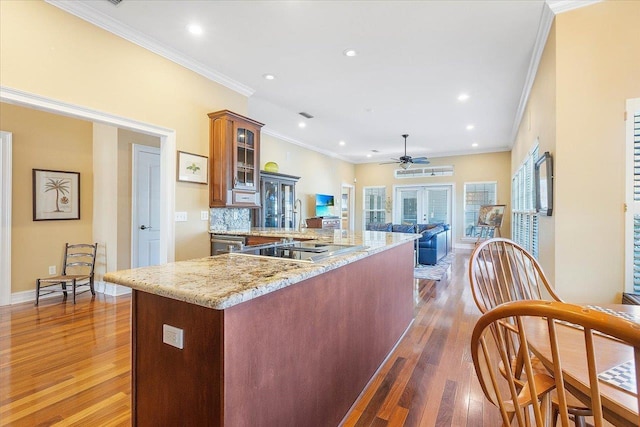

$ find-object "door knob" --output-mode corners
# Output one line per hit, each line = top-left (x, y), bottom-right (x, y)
(140, 225), (152, 230)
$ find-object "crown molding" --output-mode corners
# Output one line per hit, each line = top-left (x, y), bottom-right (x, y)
(45, 0), (254, 97)
(509, 3), (555, 145)
(546, 0), (602, 14)
(510, 1), (602, 144)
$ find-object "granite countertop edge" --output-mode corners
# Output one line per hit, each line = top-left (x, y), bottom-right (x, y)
(105, 230), (418, 310)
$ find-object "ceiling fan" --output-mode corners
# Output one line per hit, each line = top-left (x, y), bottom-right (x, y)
(380, 134), (430, 169)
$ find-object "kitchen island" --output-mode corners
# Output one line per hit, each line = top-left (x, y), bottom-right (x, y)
(105, 229), (418, 427)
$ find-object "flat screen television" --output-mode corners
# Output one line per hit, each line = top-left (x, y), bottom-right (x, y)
(315, 193), (335, 217)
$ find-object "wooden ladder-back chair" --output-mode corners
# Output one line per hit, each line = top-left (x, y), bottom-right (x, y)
(35, 243), (98, 305)
(471, 300), (640, 427)
(469, 238), (592, 425)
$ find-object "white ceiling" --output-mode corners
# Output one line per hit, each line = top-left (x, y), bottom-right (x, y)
(49, 0), (586, 164)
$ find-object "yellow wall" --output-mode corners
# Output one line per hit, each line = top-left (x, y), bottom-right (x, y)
(0, 1), (357, 294)
(554, 1), (639, 303)
(0, 0), (246, 265)
(511, 22), (557, 286)
(513, 1), (640, 303)
(1, 103), (94, 293)
(355, 151), (512, 244)
(260, 134), (355, 221)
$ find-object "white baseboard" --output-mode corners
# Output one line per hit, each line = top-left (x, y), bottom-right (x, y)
(455, 242), (476, 251)
(97, 281), (132, 296)
(11, 289), (40, 305)
(11, 288), (83, 305)
(8, 281), (130, 305)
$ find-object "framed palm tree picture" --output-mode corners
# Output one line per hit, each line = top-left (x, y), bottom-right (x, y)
(33, 169), (80, 220)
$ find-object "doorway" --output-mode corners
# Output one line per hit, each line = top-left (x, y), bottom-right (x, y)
(0, 131), (12, 306)
(0, 87), (176, 305)
(132, 145), (161, 268)
(394, 185), (453, 226)
(341, 184), (354, 231)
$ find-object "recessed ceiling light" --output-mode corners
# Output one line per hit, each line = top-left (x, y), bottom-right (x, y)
(298, 122), (306, 128)
(343, 48), (358, 57)
(263, 74), (275, 80)
(458, 93), (470, 102)
(366, 154), (372, 158)
(466, 124), (475, 130)
(472, 143), (479, 147)
(187, 24), (203, 36)
(339, 140), (346, 146)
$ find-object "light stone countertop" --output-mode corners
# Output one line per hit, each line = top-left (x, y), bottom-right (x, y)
(104, 230), (419, 310)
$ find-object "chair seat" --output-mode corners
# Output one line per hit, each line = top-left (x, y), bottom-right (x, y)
(501, 355), (591, 417)
(38, 274), (90, 284)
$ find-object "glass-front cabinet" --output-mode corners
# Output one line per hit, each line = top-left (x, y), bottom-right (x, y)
(234, 124), (256, 189)
(208, 110), (264, 208)
(256, 171), (300, 229)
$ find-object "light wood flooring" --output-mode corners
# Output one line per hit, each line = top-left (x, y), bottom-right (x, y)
(0, 252), (500, 426)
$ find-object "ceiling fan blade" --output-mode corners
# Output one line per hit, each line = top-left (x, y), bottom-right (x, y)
(412, 157), (430, 164)
(379, 160), (400, 165)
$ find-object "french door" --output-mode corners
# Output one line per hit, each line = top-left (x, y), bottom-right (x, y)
(394, 185), (452, 226)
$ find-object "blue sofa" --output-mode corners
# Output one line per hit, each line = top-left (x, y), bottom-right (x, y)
(366, 222), (451, 265)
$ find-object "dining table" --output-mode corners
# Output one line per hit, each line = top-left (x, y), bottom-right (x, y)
(523, 304), (640, 427)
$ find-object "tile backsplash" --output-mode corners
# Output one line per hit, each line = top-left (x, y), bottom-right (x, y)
(209, 208), (251, 231)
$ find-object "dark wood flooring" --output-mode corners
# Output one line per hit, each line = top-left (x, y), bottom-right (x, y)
(343, 250), (501, 426)
(0, 250), (500, 426)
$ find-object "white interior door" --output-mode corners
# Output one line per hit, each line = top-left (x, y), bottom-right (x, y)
(0, 131), (12, 306)
(133, 145), (161, 268)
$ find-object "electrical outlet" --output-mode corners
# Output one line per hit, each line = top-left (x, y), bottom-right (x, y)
(200, 211), (209, 221)
(163, 324), (184, 349)
(175, 211), (188, 222)
(48, 265), (56, 275)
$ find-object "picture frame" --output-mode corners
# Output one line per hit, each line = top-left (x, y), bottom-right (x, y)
(535, 151), (553, 216)
(177, 151), (208, 184)
(477, 204), (506, 228)
(33, 169), (80, 221)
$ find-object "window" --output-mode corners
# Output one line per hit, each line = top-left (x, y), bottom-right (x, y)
(625, 98), (640, 293)
(512, 144), (539, 257)
(464, 182), (497, 238)
(363, 186), (387, 229)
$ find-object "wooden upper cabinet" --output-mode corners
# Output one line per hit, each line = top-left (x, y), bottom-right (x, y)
(208, 110), (264, 208)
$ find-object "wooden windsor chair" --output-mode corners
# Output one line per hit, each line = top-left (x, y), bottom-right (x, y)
(471, 300), (640, 426)
(468, 238), (592, 425)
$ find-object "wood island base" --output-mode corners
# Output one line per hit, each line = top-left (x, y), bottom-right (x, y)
(130, 242), (414, 426)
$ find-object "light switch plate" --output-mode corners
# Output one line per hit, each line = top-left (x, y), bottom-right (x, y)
(175, 211), (188, 222)
(163, 324), (184, 349)
(200, 211), (209, 221)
